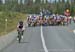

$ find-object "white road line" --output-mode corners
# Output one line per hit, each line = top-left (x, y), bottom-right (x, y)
(41, 26), (48, 52)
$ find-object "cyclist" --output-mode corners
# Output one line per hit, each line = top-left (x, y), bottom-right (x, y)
(68, 16), (72, 24)
(73, 16), (75, 23)
(27, 15), (32, 26)
(17, 20), (25, 40)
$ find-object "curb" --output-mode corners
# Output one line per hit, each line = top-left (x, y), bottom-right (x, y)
(0, 30), (17, 51)
(0, 20), (27, 51)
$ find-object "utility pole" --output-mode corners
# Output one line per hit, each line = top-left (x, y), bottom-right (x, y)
(5, 19), (7, 34)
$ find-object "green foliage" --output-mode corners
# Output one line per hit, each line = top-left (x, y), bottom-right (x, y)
(0, 1), (75, 15)
(0, 0), (75, 35)
(0, 12), (27, 36)
(0, 0), (75, 15)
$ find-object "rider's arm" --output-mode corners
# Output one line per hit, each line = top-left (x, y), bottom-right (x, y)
(22, 25), (25, 31)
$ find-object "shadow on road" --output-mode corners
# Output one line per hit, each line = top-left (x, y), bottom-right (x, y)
(19, 41), (29, 44)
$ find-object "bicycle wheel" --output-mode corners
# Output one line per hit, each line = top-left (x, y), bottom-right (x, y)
(18, 32), (22, 43)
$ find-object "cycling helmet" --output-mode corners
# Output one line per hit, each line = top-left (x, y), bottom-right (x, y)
(19, 21), (23, 25)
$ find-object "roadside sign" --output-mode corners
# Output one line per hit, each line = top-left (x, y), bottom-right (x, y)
(66, 9), (70, 13)
(5, 19), (7, 22)
(64, 9), (70, 17)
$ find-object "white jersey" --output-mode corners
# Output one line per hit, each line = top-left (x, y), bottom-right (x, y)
(69, 16), (72, 19)
(56, 16), (60, 19)
(17, 23), (25, 31)
(74, 17), (75, 20)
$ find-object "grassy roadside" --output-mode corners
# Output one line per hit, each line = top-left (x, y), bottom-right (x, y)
(0, 12), (27, 36)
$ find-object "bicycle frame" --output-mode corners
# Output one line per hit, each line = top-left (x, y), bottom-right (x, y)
(18, 29), (22, 43)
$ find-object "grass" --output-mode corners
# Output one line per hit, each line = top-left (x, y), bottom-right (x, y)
(0, 11), (27, 36)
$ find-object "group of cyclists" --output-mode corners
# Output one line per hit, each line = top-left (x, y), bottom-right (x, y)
(27, 9), (75, 27)
(27, 13), (75, 26)
(16, 9), (75, 43)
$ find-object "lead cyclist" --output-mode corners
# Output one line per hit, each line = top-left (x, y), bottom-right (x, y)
(17, 21), (25, 40)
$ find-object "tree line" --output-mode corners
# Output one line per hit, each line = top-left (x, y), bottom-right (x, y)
(0, 0), (75, 16)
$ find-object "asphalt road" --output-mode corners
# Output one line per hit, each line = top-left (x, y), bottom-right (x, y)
(1, 22), (75, 52)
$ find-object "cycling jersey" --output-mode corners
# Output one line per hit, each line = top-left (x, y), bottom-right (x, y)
(17, 21), (25, 31)
(19, 25), (23, 29)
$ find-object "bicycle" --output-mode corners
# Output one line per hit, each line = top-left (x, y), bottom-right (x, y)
(18, 29), (23, 43)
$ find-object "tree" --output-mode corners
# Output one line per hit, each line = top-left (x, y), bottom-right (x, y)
(62, 0), (65, 3)
(35, 0), (40, 4)
(58, 0), (61, 3)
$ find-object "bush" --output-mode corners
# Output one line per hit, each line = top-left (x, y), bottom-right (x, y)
(0, 12), (27, 36)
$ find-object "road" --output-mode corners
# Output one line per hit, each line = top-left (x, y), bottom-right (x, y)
(1, 23), (75, 52)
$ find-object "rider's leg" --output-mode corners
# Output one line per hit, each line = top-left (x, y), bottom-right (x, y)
(22, 30), (24, 35)
(17, 31), (19, 40)
(70, 19), (71, 24)
(21, 30), (24, 39)
(17, 31), (19, 38)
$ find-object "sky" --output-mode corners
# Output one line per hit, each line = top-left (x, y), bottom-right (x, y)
(47, 0), (67, 3)
(2, 0), (69, 4)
